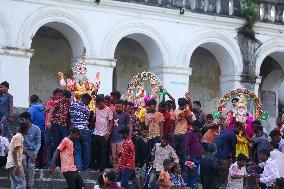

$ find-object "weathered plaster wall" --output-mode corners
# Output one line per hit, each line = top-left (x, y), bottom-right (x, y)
(114, 38), (149, 94)
(189, 47), (221, 114)
(30, 27), (72, 102)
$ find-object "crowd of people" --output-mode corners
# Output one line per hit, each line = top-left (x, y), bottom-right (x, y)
(1, 80), (284, 189)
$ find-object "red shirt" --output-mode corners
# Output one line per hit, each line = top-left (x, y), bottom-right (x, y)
(117, 138), (135, 171)
(51, 99), (70, 125)
(162, 111), (172, 134)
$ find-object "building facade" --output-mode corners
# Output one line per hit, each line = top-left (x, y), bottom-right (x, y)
(1, 0), (284, 126)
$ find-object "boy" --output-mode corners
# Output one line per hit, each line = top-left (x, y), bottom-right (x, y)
(158, 101), (172, 136)
(227, 153), (249, 189)
(145, 99), (164, 165)
(184, 120), (203, 188)
(93, 95), (113, 172)
(111, 99), (131, 168)
(0, 81), (13, 141)
(28, 94), (45, 168)
(70, 93), (92, 171)
(46, 89), (71, 164)
(255, 149), (280, 189)
(6, 122), (29, 189)
(48, 127), (85, 189)
(117, 127), (135, 189)
(158, 159), (172, 189)
(134, 124), (148, 168)
(0, 127), (9, 167)
(20, 112), (41, 189)
(170, 98), (195, 170)
(200, 143), (221, 189)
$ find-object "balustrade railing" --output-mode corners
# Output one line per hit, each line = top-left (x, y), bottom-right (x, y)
(114, 0), (284, 24)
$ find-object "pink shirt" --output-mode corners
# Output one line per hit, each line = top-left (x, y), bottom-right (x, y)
(57, 137), (77, 173)
(94, 107), (113, 136)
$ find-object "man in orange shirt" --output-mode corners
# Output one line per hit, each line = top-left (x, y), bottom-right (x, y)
(170, 98), (195, 170)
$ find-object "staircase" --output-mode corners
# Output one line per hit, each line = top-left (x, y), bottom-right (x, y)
(0, 168), (99, 189)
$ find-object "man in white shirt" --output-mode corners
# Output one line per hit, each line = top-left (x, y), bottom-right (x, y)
(256, 149), (280, 189)
(92, 96), (113, 172)
(270, 140), (284, 178)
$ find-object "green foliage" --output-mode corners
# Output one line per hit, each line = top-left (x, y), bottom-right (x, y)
(240, 0), (260, 28)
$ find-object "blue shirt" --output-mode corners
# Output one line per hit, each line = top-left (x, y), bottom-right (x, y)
(111, 112), (130, 143)
(23, 124), (41, 156)
(215, 129), (237, 159)
(28, 103), (45, 133)
(0, 93), (13, 118)
(70, 101), (90, 130)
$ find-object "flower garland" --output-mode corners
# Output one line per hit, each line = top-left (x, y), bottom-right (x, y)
(212, 88), (269, 121)
(125, 71), (167, 103)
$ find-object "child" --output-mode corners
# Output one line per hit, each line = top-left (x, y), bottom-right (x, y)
(169, 163), (186, 188)
(117, 126), (135, 189)
(145, 99), (164, 165)
(111, 100), (131, 168)
(158, 101), (172, 136)
(236, 125), (249, 158)
(134, 124), (148, 168)
(48, 127), (85, 189)
(152, 134), (179, 173)
(227, 153), (249, 189)
(6, 122), (29, 189)
(158, 159), (172, 189)
(0, 127), (9, 167)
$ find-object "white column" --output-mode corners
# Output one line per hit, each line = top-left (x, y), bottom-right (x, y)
(219, 74), (242, 95)
(0, 47), (34, 107)
(151, 66), (192, 99)
(84, 57), (116, 95)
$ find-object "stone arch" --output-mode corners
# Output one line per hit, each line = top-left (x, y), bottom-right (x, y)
(0, 12), (12, 46)
(179, 29), (243, 76)
(101, 19), (170, 68)
(255, 38), (284, 76)
(17, 6), (95, 57)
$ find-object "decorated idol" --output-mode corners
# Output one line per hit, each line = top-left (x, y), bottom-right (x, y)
(212, 88), (269, 137)
(58, 58), (100, 111)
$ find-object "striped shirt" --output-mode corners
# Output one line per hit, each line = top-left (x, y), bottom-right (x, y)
(70, 101), (90, 130)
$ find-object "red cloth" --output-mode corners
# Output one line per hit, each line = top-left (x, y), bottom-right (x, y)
(162, 111), (172, 134)
(117, 138), (135, 171)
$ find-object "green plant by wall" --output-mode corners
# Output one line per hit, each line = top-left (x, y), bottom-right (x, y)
(239, 0), (260, 39)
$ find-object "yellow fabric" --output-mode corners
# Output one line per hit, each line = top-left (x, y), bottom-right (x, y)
(135, 107), (146, 123)
(236, 132), (249, 158)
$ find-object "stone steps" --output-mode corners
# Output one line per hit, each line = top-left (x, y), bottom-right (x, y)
(0, 168), (99, 189)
